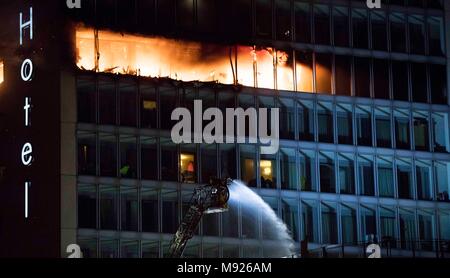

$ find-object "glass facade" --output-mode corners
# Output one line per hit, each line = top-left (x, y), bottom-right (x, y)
(74, 0), (450, 258)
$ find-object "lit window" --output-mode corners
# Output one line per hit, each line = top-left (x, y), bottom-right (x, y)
(0, 60), (4, 84)
(180, 153), (195, 183)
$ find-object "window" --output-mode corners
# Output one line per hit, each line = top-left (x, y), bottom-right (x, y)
(416, 160), (432, 200)
(100, 240), (118, 258)
(295, 2), (311, 43)
(375, 107), (392, 148)
(77, 132), (96, 176)
(360, 205), (377, 241)
(279, 98), (295, 140)
(200, 144), (217, 183)
(302, 200), (319, 243)
(296, 51), (313, 93)
(435, 161), (450, 201)
(140, 82), (157, 129)
(100, 185), (118, 230)
(222, 200), (238, 238)
(409, 15), (425, 54)
(411, 63), (427, 103)
(197, 0), (216, 34)
(439, 211), (450, 240)
(177, 0), (194, 32)
(276, 0), (292, 41)
(157, 0), (175, 33)
(380, 206), (397, 247)
(120, 135), (137, 179)
(161, 138), (178, 181)
(428, 16), (445, 56)
(262, 197), (278, 239)
(260, 154), (276, 189)
(373, 59), (390, 99)
(392, 61), (409, 101)
(432, 113), (450, 153)
(299, 150), (316, 192)
(341, 204), (357, 245)
(336, 104), (353, 145)
(141, 137), (158, 180)
(315, 53), (332, 94)
(399, 208), (417, 250)
(256, 0), (272, 39)
(99, 133), (117, 177)
(99, 77), (116, 125)
(137, 0), (155, 31)
(180, 144), (196, 183)
(335, 55), (351, 96)
(352, 9), (368, 49)
(318, 102), (334, 143)
(418, 210), (435, 251)
(277, 49), (294, 91)
(390, 13), (406, 53)
(298, 100), (314, 141)
(358, 155), (374, 196)
(162, 189), (178, 234)
(141, 188), (158, 233)
(397, 158), (413, 199)
(378, 156), (394, 197)
(282, 199), (299, 241)
(333, 7), (349, 47)
(356, 105), (372, 147)
(339, 153), (355, 194)
(119, 81), (137, 127)
(78, 184), (97, 229)
(319, 152), (336, 193)
(280, 148), (296, 190)
(220, 144), (237, 179)
(321, 202), (338, 244)
(77, 75), (96, 123)
(121, 241), (139, 258)
(395, 109), (410, 149)
(240, 145), (257, 187)
(121, 187), (138, 231)
(314, 5), (330, 45)
(430, 64), (447, 105)
(413, 111), (429, 151)
(160, 86), (178, 130)
(354, 57), (371, 98)
(371, 11), (387, 51)
(78, 238), (97, 258)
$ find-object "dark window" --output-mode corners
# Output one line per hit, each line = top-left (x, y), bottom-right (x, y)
(157, 0), (175, 33)
(78, 132), (96, 176)
(160, 86), (178, 130)
(390, 13), (406, 53)
(220, 144), (236, 179)
(298, 100), (314, 141)
(137, 0), (155, 31)
(356, 106), (372, 147)
(314, 5), (330, 45)
(335, 55), (351, 96)
(315, 53), (332, 94)
(318, 102), (334, 143)
(162, 191), (178, 234)
(197, 0), (216, 34)
(339, 154), (355, 194)
(333, 7), (349, 47)
(161, 139), (178, 181)
(201, 145), (217, 183)
(358, 157), (374, 196)
(117, 0), (136, 29)
(430, 64), (447, 104)
(100, 133), (117, 177)
(354, 57), (371, 98)
(99, 77), (116, 125)
(141, 137), (158, 180)
(96, 0), (116, 27)
(142, 190), (158, 233)
(119, 80), (137, 127)
(77, 76), (96, 123)
(428, 16), (445, 56)
(411, 63), (427, 103)
(100, 185), (118, 230)
(337, 105), (353, 145)
(397, 163), (413, 199)
(371, 11), (387, 51)
(177, 0), (194, 32)
(256, 0), (272, 39)
(320, 153), (336, 193)
(395, 112), (410, 150)
(375, 109), (392, 148)
(409, 15), (425, 55)
(392, 61), (409, 101)
(276, 0), (292, 41)
(121, 188), (138, 231)
(78, 185), (97, 229)
(414, 116), (429, 151)
(295, 2), (311, 43)
(279, 98), (295, 140)
(373, 59), (390, 99)
(218, 0), (252, 38)
(352, 9), (368, 49)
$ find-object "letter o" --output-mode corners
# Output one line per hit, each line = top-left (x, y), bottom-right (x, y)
(21, 59), (33, 81)
(21, 142), (33, 166)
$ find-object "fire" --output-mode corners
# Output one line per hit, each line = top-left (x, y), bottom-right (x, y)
(0, 60), (4, 84)
(76, 27), (310, 92)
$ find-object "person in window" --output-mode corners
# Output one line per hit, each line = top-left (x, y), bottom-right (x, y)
(181, 161), (195, 183)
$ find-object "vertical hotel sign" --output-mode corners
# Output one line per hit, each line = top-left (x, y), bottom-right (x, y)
(19, 6), (34, 219)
